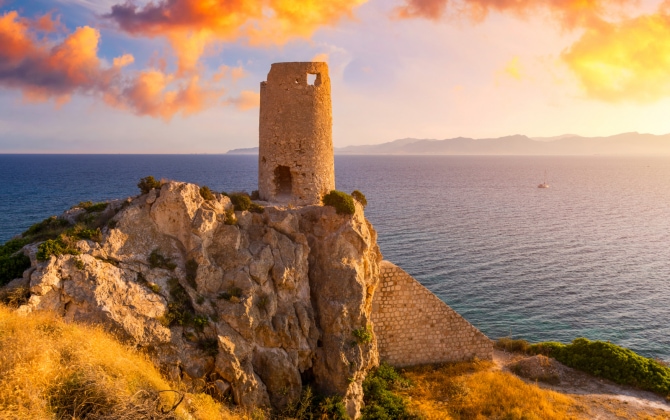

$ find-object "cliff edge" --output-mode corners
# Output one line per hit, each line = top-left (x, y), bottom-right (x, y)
(6, 181), (381, 418)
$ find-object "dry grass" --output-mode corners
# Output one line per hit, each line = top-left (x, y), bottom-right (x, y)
(0, 305), (247, 420)
(399, 359), (587, 420)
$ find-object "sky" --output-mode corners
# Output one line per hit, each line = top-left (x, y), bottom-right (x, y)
(1, 0), (670, 153)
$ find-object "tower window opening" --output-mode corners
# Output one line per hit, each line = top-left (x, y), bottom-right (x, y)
(274, 166), (292, 196)
(307, 74), (317, 85)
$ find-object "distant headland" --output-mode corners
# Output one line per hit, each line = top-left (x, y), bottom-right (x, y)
(227, 132), (670, 156)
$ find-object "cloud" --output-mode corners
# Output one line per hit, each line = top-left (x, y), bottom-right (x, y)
(104, 72), (221, 118)
(312, 52), (330, 62)
(113, 53), (134, 68)
(213, 64), (247, 83)
(393, 0), (631, 28)
(0, 10), (227, 119)
(563, 10), (670, 102)
(501, 56), (522, 80)
(33, 13), (65, 33)
(104, 0), (367, 73)
(394, 0), (670, 103)
(0, 11), (111, 103)
(227, 90), (260, 111)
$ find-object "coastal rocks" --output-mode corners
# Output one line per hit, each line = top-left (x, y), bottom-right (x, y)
(511, 355), (562, 384)
(11, 181), (382, 418)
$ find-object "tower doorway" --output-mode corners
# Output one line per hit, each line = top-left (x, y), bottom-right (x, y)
(274, 166), (292, 197)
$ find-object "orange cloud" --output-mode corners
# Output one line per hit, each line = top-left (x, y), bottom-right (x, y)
(395, 0), (670, 103)
(105, 72), (221, 118)
(105, 0), (367, 73)
(393, 0), (631, 29)
(228, 90), (261, 111)
(33, 13), (64, 33)
(312, 52), (330, 62)
(213, 64), (247, 83)
(563, 11), (670, 102)
(0, 11), (109, 103)
(113, 53), (135, 68)
(0, 10), (227, 120)
(501, 56), (522, 80)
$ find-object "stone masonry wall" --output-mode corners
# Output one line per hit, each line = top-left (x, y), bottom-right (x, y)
(258, 62), (335, 205)
(371, 261), (493, 367)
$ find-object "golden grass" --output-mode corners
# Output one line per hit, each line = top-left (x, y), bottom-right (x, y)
(399, 359), (586, 420)
(0, 305), (247, 420)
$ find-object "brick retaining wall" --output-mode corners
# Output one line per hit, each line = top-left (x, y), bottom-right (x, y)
(371, 261), (493, 367)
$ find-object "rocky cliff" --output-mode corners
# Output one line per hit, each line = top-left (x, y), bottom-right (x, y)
(6, 182), (382, 418)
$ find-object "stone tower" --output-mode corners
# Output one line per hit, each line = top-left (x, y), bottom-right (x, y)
(258, 62), (335, 205)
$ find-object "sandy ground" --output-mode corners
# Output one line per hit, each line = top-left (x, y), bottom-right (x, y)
(493, 350), (670, 419)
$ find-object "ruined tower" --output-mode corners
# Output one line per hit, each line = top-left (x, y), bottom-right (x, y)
(258, 62), (335, 205)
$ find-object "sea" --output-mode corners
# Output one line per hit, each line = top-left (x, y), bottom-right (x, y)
(1, 154), (669, 361)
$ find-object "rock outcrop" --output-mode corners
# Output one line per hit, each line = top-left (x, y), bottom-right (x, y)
(12, 182), (381, 418)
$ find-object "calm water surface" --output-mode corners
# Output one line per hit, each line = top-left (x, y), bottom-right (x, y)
(1, 155), (668, 360)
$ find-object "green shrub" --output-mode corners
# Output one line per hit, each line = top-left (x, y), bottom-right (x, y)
(0, 253), (31, 287)
(531, 338), (670, 396)
(148, 249), (177, 271)
(495, 337), (532, 354)
(249, 203), (265, 214)
(76, 201), (108, 213)
(199, 186), (215, 201)
(279, 386), (349, 420)
(137, 176), (161, 194)
(316, 395), (349, 419)
(74, 258), (85, 270)
(23, 217), (71, 241)
(353, 325), (373, 345)
(230, 193), (251, 211)
(193, 315), (209, 332)
(250, 190), (260, 200)
(351, 190), (368, 208)
(0, 238), (30, 258)
(69, 225), (102, 243)
(37, 237), (79, 261)
(0, 238), (32, 286)
(185, 259), (199, 289)
(323, 191), (355, 215)
(224, 208), (237, 225)
(160, 278), (196, 328)
(529, 341), (566, 356)
(362, 363), (418, 420)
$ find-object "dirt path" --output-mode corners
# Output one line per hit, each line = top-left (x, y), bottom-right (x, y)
(493, 350), (670, 419)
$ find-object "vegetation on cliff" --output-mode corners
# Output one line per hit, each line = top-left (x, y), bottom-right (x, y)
(0, 199), (115, 286)
(322, 191), (356, 215)
(496, 337), (670, 398)
(137, 176), (162, 194)
(0, 305), (245, 420)
(361, 363), (419, 419)
(0, 239), (31, 287)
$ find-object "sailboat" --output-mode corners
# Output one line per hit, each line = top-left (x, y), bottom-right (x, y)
(538, 170), (549, 189)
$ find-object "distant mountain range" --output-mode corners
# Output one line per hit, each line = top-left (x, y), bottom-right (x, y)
(226, 133), (670, 155)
